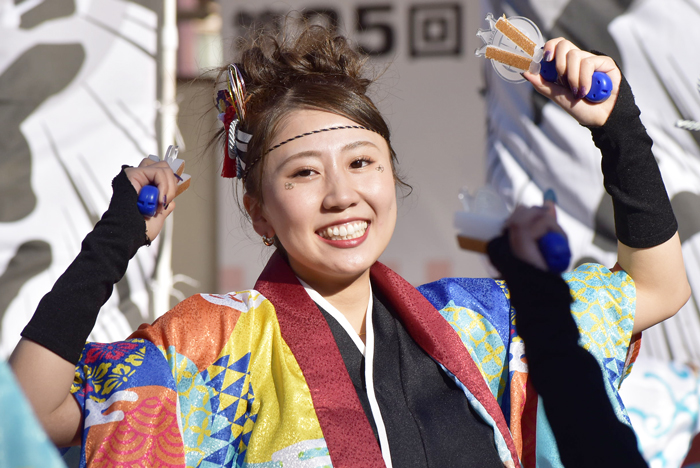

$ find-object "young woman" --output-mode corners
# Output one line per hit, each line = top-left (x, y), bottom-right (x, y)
(10, 26), (689, 468)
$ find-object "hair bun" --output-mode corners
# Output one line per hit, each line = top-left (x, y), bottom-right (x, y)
(241, 25), (371, 95)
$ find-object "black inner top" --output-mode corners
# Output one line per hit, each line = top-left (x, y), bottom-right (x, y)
(318, 290), (503, 467)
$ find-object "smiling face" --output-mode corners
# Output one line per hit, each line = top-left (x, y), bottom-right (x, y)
(245, 109), (397, 290)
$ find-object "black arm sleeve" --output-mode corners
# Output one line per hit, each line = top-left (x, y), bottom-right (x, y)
(590, 74), (677, 248)
(487, 235), (647, 467)
(21, 168), (147, 364)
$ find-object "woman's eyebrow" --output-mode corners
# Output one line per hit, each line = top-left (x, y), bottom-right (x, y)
(284, 150), (322, 161)
(342, 140), (379, 152)
(280, 141), (379, 167)
(274, 150), (322, 170)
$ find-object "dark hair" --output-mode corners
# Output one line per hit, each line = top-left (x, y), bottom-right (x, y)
(215, 22), (409, 210)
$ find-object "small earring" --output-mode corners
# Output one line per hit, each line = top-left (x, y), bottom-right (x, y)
(376, 165), (384, 172)
(262, 235), (275, 246)
(285, 182), (295, 190)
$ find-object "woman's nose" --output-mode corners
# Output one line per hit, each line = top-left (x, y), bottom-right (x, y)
(322, 170), (360, 211)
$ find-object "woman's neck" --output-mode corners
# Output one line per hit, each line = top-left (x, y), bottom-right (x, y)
(298, 269), (371, 335)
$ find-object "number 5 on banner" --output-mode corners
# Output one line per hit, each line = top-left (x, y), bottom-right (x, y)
(356, 5), (394, 56)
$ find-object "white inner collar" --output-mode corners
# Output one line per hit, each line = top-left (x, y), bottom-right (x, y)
(298, 278), (372, 356)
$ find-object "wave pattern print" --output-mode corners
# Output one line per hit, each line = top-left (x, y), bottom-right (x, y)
(619, 357), (700, 467)
(72, 340), (187, 466)
(91, 394), (185, 468)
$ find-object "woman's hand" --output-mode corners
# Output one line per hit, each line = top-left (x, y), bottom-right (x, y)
(523, 38), (622, 127)
(505, 202), (566, 271)
(124, 158), (178, 242)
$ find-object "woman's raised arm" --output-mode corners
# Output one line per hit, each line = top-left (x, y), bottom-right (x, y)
(525, 38), (690, 334)
(9, 159), (178, 445)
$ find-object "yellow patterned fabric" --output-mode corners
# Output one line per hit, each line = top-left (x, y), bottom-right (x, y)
(440, 302), (508, 400)
(140, 292), (330, 467)
(69, 292), (331, 468)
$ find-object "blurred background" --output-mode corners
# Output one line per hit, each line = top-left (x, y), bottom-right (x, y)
(2, 0), (700, 465)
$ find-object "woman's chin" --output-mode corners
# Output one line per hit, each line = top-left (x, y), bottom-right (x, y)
(291, 258), (374, 288)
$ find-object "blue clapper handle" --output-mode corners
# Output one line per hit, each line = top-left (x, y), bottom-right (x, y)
(540, 59), (612, 103)
(537, 231), (571, 273)
(137, 185), (159, 218)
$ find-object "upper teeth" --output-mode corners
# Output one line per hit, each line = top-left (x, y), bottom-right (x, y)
(318, 221), (368, 240)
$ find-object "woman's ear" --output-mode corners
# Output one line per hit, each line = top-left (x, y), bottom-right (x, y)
(243, 193), (274, 238)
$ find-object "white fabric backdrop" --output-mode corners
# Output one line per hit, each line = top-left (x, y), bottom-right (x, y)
(481, 0), (700, 363)
(0, 0), (162, 358)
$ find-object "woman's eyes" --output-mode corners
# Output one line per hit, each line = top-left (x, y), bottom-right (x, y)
(292, 168), (317, 178)
(350, 157), (372, 169)
(290, 158), (374, 177)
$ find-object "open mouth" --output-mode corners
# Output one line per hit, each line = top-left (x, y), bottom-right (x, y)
(317, 221), (368, 241)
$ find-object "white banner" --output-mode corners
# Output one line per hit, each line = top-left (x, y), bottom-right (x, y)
(0, 0), (162, 357)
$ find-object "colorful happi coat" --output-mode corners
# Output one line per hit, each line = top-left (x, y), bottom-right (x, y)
(66, 252), (638, 468)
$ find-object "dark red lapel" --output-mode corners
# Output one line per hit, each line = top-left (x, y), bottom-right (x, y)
(370, 262), (521, 467)
(255, 252), (385, 467)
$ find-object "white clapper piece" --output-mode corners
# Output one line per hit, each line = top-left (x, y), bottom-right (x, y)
(475, 13), (545, 83)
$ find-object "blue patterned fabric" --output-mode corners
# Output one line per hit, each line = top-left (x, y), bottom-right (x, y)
(419, 263), (637, 466)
